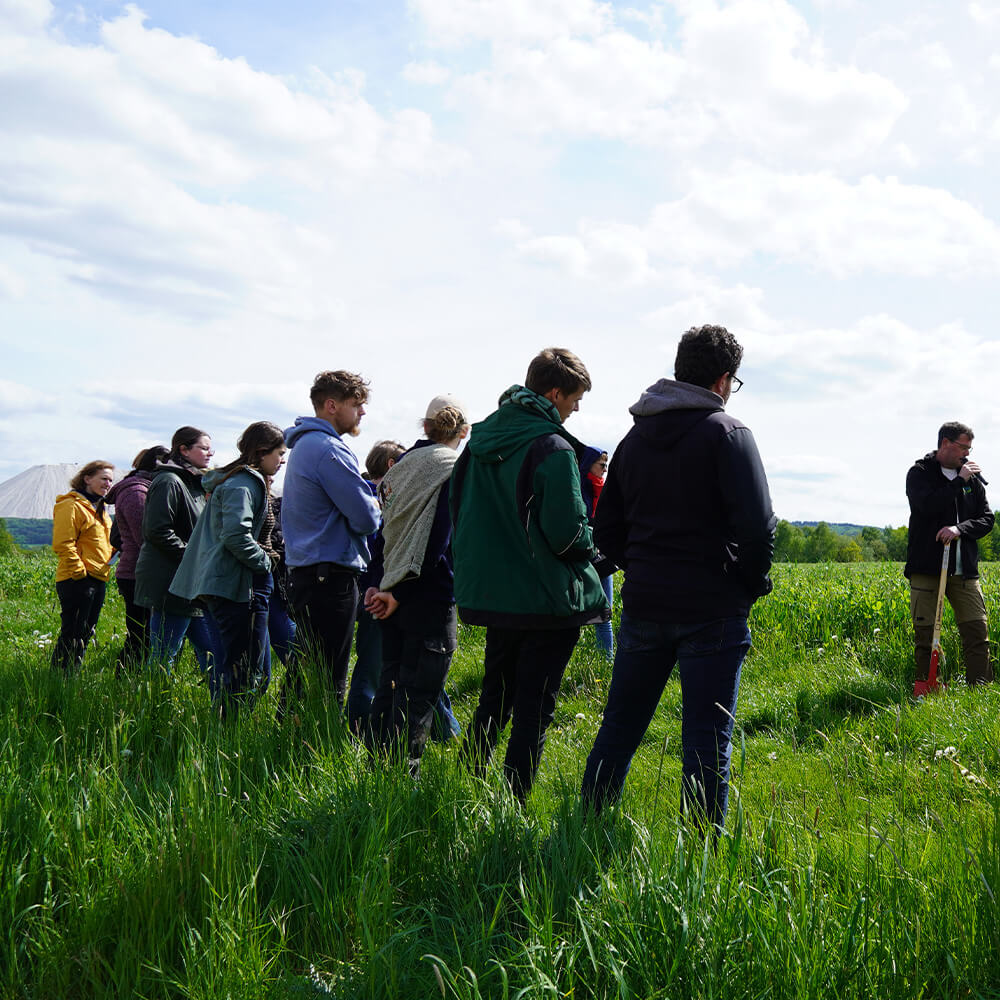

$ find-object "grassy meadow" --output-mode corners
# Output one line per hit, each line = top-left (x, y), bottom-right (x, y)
(1, 551), (999, 999)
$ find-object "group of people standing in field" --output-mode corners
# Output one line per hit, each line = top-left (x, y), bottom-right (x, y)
(52, 423), (291, 712)
(51, 323), (994, 830)
(49, 324), (775, 829)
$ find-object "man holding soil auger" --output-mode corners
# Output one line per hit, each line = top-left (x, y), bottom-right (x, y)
(905, 421), (994, 696)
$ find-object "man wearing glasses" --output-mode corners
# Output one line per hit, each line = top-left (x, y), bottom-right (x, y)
(581, 324), (776, 833)
(905, 422), (994, 696)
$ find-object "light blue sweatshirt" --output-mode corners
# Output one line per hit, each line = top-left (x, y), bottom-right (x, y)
(281, 416), (381, 571)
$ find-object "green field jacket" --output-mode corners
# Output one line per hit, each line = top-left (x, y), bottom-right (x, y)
(450, 386), (609, 629)
(169, 467), (272, 605)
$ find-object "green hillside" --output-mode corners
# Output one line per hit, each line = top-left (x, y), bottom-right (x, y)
(2, 518), (53, 548)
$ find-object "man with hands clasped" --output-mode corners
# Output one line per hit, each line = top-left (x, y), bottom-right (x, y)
(905, 421), (994, 695)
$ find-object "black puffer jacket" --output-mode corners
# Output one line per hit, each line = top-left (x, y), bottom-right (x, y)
(594, 378), (776, 624)
(904, 453), (993, 579)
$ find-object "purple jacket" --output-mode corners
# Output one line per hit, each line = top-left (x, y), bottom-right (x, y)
(107, 471), (154, 579)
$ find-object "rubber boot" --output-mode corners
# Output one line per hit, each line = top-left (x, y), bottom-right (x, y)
(957, 620), (994, 686)
(912, 626), (939, 698)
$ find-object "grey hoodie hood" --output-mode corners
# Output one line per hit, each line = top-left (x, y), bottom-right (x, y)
(628, 378), (728, 452)
(629, 378), (725, 417)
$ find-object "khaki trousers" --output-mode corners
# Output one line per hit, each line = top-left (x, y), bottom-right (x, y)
(909, 574), (993, 685)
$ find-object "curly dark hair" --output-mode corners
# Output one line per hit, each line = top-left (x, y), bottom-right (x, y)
(310, 371), (370, 408)
(674, 325), (743, 389)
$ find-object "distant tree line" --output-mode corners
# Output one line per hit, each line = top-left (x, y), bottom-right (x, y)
(774, 514), (1000, 562)
(6, 514), (1000, 564)
(1, 517), (52, 548)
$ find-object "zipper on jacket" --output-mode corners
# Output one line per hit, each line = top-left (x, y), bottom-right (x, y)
(555, 523), (584, 557)
(524, 501), (536, 559)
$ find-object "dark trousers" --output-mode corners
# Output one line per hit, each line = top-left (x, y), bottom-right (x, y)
(459, 625), (580, 801)
(284, 565), (359, 709)
(350, 599), (462, 740)
(581, 613), (750, 830)
(115, 576), (149, 672)
(206, 580), (270, 717)
(52, 576), (106, 671)
(367, 601), (457, 773)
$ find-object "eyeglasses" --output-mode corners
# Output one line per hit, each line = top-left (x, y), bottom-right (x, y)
(730, 374), (743, 393)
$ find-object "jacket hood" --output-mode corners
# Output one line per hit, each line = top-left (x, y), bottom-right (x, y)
(152, 458), (203, 481)
(468, 385), (580, 464)
(578, 445), (604, 475)
(55, 490), (81, 505)
(106, 471), (152, 504)
(286, 416), (338, 448)
(54, 490), (97, 511)
(627, 378), (725, 452)
(629, 378), (724, 417)
(202, 465), (267, 493)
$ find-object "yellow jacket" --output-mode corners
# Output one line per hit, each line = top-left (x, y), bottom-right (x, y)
(52, 491), (113, 583)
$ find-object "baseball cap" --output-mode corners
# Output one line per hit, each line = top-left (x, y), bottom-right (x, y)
(425, 394), (468, 422)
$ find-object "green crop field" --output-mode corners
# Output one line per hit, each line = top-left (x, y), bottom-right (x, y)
(1, 551), (998, 999)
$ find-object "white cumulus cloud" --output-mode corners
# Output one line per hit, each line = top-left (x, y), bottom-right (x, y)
(422, 0), (905, 162)
(0, 0), (51, 32)
(0, 4), (463, 322)
(506, 166), (1000, 281)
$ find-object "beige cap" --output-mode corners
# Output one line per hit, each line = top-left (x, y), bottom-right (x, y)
(425, 394), (468, 422)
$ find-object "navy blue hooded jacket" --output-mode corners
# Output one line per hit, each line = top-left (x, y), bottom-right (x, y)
(594, 378), (776, 624)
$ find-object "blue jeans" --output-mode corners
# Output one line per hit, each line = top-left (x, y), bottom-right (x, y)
(582, 613), (751, 829)
(347, 603), (383, 730)
(149, 610), (218, 676)
(265, 577), (297, 683)
(593, 574), (614, 658)
(432, 687), (461, 742)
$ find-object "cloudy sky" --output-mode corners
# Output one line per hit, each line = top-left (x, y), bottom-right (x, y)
(2, 0), (999, 526)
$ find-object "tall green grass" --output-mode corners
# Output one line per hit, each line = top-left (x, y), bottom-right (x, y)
(1, 554), (998, 998)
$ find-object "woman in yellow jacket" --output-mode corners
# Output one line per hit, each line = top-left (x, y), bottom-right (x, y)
(52, 460), (115, 671)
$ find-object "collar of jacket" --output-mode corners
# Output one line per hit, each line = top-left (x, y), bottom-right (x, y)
(497, 384), (562, 424)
